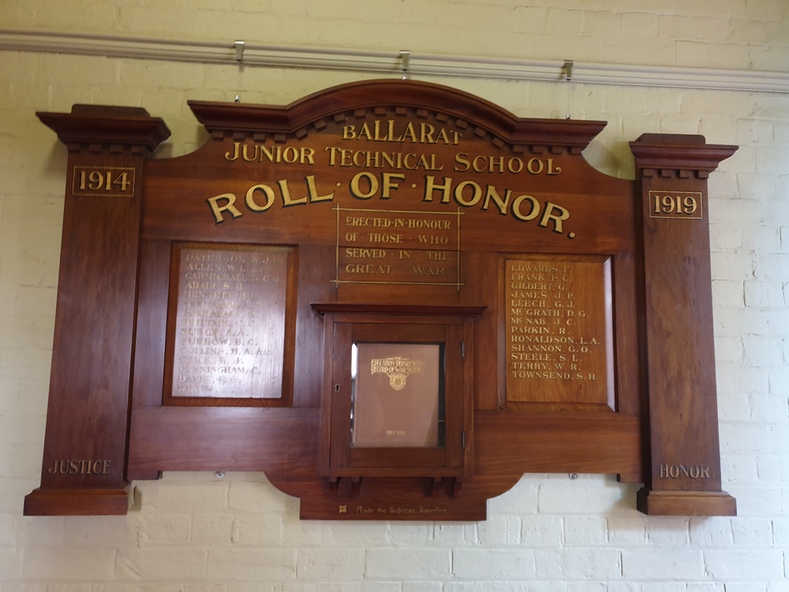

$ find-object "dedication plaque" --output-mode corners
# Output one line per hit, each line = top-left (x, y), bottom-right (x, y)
(335, 206), (462, 289)
(166, 244), (291, 400)
(351, 343), (443, 448)
(504, 255), (614, 410)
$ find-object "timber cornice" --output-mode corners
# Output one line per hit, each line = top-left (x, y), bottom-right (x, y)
(189, 79), (607, 153)
(37, 105), (171, 153)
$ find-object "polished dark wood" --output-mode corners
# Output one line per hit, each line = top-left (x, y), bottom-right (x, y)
(631, 134), (737, 516)
(316, 311), (478, 482)
(28, 82), (735, 519)
(188, 80), (607, 152)
(25, 105), (170, 516)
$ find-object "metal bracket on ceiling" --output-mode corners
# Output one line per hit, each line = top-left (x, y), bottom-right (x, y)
(563, 59), (574, 81)
(400, 50), (410, 80)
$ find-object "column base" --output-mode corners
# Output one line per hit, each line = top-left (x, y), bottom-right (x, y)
(24, 487), (129, 516)
(637, 487), (736, 516)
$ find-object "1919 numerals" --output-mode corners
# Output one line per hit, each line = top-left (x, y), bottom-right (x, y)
(649, 191), (702, 220)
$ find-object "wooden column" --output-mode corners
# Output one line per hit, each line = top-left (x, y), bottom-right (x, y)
(24, 106), (170, 515)
(631, 134), (737, 516)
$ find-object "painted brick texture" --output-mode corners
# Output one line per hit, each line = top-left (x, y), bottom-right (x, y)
(3, 0), (789, 70)
(1, 0), (788, 589)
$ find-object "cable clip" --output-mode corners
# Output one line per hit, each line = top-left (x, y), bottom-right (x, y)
(234, 40), (245, 63)
(563, 59), (574, 81)
(400, 50), (410, 80)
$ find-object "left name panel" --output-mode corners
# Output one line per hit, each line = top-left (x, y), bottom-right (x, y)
(165, 243), (293, 401)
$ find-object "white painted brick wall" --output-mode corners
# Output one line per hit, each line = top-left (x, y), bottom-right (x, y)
(1, 0), (788, 589)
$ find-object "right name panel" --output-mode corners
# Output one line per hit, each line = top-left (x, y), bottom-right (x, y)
(502, 254), (614, 412)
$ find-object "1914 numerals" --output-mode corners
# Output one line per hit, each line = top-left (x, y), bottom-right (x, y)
(72, 166), (135, 197)
(649, 191), (703, 220)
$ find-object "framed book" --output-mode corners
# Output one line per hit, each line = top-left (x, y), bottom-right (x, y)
(352, 342), (444, 448)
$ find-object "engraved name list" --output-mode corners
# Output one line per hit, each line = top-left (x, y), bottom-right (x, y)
(504, 256), (614, 409)
(168, 245), (290, 400)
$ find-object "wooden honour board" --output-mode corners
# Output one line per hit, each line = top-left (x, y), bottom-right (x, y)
(25, 80), (736, 520)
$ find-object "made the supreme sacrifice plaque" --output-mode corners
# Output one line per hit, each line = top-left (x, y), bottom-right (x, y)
(26, 80), (736, 519)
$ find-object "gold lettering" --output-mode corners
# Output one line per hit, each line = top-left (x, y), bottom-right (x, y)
(357, 122), (373, 140)
(324, 147), (442, 171)
(325, 145), (342, 165)
(419, 123), (435, 143)
(341, 119), (459, 145)
(278, 179), (308, 206)
(224, 141), (241, 161)
(454, 152), (470, 172)
(345, 216), (391, 227)
(344, 263), (393, 274)
(301, 147), (316, 164)
(412, 265), (446, 276)
(407, 219), (450, 229)
(205, 174), (572, 238)
(506, 258), (607, 392)
(350, 172), (379, 199)
(345, 248), (386, 258)
(46, 459), (112, 475)
(207, 193), (244, 224)
(381, 173), (405, 198)
(538, 201), (570, 234)
(223, 142), (317, 165)
(423, 175), (453, 203)
(305, 174), (334, 202)
(511, 194), (541, 222)
(242, 143), (259, 162)
(452, 154), (556, 175)
(659, 464), (712, 479)
(245, 184), (276, 212)
(527, 158), (544, 175)
(508, 158), (524, 174)
(373, 120), (388, 141)
(481, 185), (511, 215)
(399, 122), (417, 142)
(367, 233), (402, 244)
(73, 166), (135, 196)
(434, 128), (452, 144)
(472, 155), (488, 173)
(454, 180), (482, 207)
